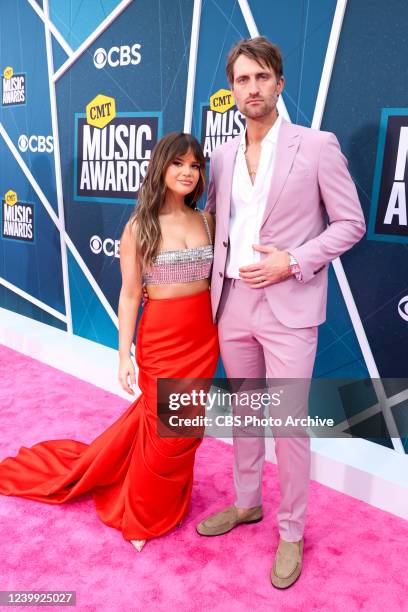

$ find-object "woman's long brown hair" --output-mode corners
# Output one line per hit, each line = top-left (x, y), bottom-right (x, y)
(128, 132), (206, 270)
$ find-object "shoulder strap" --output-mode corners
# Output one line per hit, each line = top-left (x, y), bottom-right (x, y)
(199, 209), (212, 245)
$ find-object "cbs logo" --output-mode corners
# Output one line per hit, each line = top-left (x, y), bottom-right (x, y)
(18, 135), (53, 153)
(398, 296), (408, 322)
(90, 235), (120, 258)
(93, 44), (142, 69)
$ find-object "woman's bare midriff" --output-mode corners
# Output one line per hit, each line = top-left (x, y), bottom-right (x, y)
(146, 279), (210, 299)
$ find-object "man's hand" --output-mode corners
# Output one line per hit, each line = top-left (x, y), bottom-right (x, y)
(239, 245), (292, 287)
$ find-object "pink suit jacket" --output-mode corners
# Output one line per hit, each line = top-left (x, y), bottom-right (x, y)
(205, 118), (366, 328)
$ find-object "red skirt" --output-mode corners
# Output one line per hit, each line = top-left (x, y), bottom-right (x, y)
(0, 289), (219, 540)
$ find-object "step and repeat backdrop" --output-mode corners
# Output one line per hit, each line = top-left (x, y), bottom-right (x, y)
(1, 0), (407, 454)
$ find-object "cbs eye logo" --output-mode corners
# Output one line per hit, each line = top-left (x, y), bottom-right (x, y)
(93, 44), (142, 69)
(90, 235), (120, 258)
(18, 134), (53, 153)
(398, 296), (408, 322)
(90, 235), (103, 253)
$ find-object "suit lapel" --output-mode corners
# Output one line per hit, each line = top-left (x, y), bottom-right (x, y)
(260, 120), (301, 229)
(217, 137), (240, 235)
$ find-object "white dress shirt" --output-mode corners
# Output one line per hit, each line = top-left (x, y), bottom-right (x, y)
(226, 115), (282, 279)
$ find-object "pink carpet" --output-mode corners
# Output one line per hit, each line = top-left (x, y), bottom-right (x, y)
(0, 344), (407, 612)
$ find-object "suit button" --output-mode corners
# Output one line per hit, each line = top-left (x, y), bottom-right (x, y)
(219, 272), (223, 278)
(223, 240), (228, 247)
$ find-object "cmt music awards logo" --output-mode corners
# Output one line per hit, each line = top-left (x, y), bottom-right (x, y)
(2, 66), (26, 106)
(1, 190), (35, 243)
(74, 94), (162, 202)
(93, 43), (142, 69)
(200, 89), (245, 160)
(369, 109), (408, 243)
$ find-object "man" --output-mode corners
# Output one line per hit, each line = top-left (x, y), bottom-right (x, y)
(196, 37), (366, 589)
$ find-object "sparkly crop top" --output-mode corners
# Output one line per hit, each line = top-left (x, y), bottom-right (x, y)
(142, 210), (213, 285)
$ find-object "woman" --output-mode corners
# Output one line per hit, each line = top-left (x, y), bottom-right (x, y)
(0, 132), (219, 552)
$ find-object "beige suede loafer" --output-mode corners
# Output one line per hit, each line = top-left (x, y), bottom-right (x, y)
(196, 504), (263, 537)
(271, 537), (304, 589)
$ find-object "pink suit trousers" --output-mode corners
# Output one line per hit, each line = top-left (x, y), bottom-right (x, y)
(218, 278), (318, 542)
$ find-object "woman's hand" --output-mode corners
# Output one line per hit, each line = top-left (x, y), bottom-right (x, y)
(118, 355), (137, 395)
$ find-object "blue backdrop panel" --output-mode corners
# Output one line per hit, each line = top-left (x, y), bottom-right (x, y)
(0, 140), (65, 315)
(49, 0), (124, 51)
(0, 0), (65, 320)
(56, 0), (193, 327)
(249, 0), (337, 126)
(0, 284), (66, 331)
(0, 0), (59, 213)
(321, 0), (408, 378)
(67, 250), (118, 349)
(51, 34), (69, 73)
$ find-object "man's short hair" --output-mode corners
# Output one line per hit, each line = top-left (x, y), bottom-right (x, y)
(226, 36), (283, 85)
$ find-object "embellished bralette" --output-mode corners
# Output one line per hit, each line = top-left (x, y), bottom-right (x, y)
(142, 210), (213, 285)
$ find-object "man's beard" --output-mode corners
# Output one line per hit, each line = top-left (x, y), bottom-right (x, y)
(242, 98), (277, 120)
